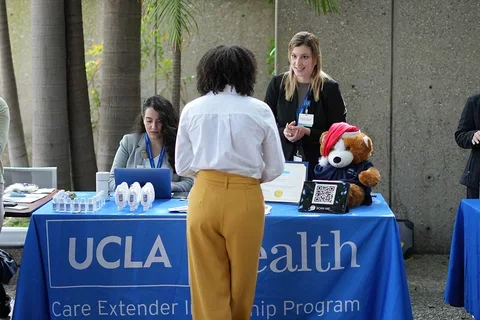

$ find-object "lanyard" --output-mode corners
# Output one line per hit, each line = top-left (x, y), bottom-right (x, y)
(144, 134), (165, 168)
(296, 88), (311, 123)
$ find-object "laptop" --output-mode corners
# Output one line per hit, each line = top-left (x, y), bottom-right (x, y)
(114, 168), (172, 199)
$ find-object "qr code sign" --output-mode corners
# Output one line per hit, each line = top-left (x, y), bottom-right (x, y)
(312, 184), (337, 205)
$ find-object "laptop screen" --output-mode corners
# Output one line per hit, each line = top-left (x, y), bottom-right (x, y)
(114, 168), (172, 199)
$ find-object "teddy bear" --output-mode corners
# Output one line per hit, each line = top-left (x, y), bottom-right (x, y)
(313, 122), (381, 208)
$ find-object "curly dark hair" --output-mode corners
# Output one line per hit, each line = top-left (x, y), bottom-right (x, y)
(133, 95), (179, 171)
(196, 45), (257, 96)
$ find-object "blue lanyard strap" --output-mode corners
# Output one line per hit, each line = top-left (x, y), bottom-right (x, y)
(144, 134), (165, 168)
(296, 88), (311, 123)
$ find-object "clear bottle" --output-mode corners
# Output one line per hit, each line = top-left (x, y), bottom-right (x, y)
(59, 198), (65, 212)
(73, 198), (80, 213)
(65, 198), (71, 212)
(80, 198), (86, 212)
(52, 197), (58, 212)
(87, 198), (94, 212)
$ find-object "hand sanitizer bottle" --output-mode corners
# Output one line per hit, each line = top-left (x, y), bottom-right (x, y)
(141, 182), (155, 211)
(114, 182), (129, 211)
(127, 182), (142, 212)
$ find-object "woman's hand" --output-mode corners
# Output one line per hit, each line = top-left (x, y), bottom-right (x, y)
(283, 121), (295, 138)
(473, 130), (480, 145)
(283, 121), (305, 142)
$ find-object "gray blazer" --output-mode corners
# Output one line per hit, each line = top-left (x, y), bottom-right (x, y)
(109, 133), (194, 192)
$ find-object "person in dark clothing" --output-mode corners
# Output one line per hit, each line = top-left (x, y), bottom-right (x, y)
(0, 286), (10, 319)
(455, 93), (480, 198)
(264, 31), (347, 179)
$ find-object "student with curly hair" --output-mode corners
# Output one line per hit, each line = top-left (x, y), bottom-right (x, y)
(109, 95), (193, 192)
(175, 45), (284, 320)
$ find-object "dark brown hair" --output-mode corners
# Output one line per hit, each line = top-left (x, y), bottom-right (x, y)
(132, 95), (178, 170)
(196, 45), (257, 96)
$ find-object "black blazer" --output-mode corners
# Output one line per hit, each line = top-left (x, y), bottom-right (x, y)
(455, 93), (480, 189)
(264, 73), (347, 178)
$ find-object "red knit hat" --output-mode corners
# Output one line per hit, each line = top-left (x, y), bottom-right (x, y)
(322, 122), (360, 157)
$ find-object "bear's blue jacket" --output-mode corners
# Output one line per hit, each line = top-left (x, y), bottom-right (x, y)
(313, 160), (374, 205)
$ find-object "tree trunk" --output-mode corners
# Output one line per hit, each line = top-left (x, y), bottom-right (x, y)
(97, 0), (141, 171)
(0, 0), (28, 167)
(31, 0), (71, 190)
(171, 42), (181, 113)
(65, 0), (97, 190)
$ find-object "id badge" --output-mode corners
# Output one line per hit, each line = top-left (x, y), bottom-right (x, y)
(293, 150), (303, 162)
(298, 113), (314, 127)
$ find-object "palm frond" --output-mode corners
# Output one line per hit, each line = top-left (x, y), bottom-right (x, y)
(143, 0), (199, 48)
(304, 0), (340, 14)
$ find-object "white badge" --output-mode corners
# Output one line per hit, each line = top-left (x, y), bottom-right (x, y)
(298, 113), (314, 127)
(293, 155), (303, 162)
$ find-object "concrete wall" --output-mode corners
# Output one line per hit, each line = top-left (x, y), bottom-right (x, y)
(3, 0), (480, 253)
(277, 0), (480, 253)
(391, 1), (479, 253)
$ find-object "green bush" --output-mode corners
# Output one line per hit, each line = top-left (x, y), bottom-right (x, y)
(3, 217), (30, 228)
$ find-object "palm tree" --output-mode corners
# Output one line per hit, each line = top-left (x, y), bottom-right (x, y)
(97, 0), (141, 171)
(302, 0), (339, 14)
(65, 0), (98, 190)
(31, 0), (71, 190)
(143, 0), (199, 113)
(0, 0), (29, 166)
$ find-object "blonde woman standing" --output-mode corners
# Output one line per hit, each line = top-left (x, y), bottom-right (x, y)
(265, 31), (347, 179)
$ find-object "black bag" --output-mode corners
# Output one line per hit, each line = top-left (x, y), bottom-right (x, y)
(396, 219), (414, 260)
(0, 249), (18, 284)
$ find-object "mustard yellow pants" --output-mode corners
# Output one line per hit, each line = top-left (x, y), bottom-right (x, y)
(187, 170), (265, 320)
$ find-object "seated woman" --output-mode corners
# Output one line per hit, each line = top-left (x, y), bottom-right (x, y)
(109, 95), (194, 193)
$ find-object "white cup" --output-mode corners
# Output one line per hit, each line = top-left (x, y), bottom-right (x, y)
(96, 172), (110, 201)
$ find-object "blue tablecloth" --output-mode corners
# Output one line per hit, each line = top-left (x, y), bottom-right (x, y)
(13, 193), (412, 320)
(445, 199), (480, 318)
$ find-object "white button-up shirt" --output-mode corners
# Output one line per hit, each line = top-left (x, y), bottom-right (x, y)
(175, 86), (285, 183)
